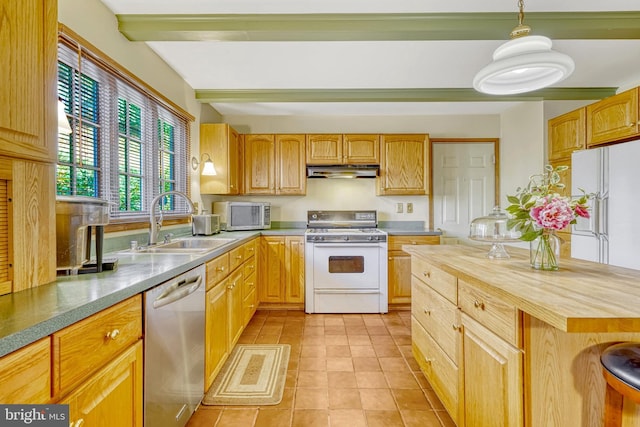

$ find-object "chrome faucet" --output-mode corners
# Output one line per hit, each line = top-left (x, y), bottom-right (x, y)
(149, 191), (195, 245)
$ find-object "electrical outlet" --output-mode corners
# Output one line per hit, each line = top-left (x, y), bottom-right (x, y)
(193, 202), (199, 213)
(396, 202), (403, 213)
(406, 203), (413, 213)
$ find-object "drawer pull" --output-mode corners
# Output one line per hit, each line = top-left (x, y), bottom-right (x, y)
(235, 255), (243, 260)
(452, 324), (461, 331)
(105, 329), (120, 340)
(423, 308), (431, 315)
(422, 271), (431, 278)
(473, 300), (485, 310)
(216, 266), (225, 272)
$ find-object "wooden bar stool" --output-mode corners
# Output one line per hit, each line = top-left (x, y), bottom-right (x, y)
(601, 343), (640, 427)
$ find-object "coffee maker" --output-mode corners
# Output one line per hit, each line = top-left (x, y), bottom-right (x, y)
(55, 196), (115, 275)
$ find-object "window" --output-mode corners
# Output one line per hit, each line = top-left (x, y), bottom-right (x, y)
(57, 31), (192, 222)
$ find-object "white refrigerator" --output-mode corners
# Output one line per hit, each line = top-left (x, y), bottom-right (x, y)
(571, 139), (640, 270)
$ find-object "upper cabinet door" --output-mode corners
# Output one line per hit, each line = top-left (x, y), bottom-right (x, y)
(548, 108), (586, 161)
(343, 134), (380, 164)
(587, 88), (639, 147)
(378, 134), (429, 195)
(0, 0), (57, 162)
(275, 134), (306, 195)
(306, 134), (343, 165)
(244, 134), (276, 194)
(200, 124), (240, 195)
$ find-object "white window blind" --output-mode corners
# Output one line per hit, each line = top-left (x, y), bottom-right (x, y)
(57, 33), (191, 222)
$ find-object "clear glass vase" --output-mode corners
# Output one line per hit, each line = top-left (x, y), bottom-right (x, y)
(530, 230), (561, 271)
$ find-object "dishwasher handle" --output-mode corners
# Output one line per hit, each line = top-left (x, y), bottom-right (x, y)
(153, 275), (203, 309)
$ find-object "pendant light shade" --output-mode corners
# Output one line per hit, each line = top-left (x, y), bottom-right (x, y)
(57, 99), (72, 135)
(473, 1), (574, 95)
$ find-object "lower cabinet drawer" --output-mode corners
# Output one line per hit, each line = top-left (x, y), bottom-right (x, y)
(412, 317), (459, 424)
(412, 277), (459, 362)
(411, 257), (457, 304)
(206, 253), (229, 290)
(53, 295), (142, 396)
(458, 280), (520, 347)
(0, 337), (51, 403)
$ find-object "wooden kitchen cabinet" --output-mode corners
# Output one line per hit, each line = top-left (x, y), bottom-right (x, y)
(205, 239), (259, 389)
(0, 337), (51, 404)
(61, 341), (143, 427)
(587, 87), (640, 147)
(461, 313), (523, 427)
(259, 235), (305, 305)
(205, 279), (228, 390)
(378, 134), (429, 195)
(388, 235), (439, 306)
(548, 108), (586, 161)
(227, 269), (244, 349)
(0, 149), (57, 296)
(0, 0), (58, 163)
(52, 296), (143, 426)
(410, 251), (524, 427)
(244, 134), (306, 195)
(0, 0), (58, 294)
(52, 295), (142, 397)
(306, 134), (380, 164)
(200, 124), (241, 195)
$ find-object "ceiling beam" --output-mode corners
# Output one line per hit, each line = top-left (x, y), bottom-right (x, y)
(194, 88), (617, 103)
(117, 12), (640, 42)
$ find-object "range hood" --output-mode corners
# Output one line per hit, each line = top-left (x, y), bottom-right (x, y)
(307, 165), (379, 179)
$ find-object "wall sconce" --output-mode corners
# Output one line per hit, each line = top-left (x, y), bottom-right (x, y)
(191, 153), (217, 176)
(57, 98), (72, 135)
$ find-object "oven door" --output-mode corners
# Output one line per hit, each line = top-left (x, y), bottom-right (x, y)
(305, 242), (388, 314)
(309, 243), (382, 290)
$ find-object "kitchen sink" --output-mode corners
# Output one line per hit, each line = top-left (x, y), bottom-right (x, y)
(128, 238), (236, 254)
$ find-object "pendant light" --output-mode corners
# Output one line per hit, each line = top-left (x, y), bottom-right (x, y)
(57, 99), (72, 135)
(473, 0), (574, 95)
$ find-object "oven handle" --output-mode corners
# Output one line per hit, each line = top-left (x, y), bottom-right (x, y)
(314, 289), (381, 294)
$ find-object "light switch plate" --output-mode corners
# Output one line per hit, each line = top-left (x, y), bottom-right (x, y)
(406, 203), (413, 213)
(396, 203), (403, 213)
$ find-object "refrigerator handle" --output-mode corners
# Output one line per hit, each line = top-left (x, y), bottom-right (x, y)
(599, 196), (608, 237)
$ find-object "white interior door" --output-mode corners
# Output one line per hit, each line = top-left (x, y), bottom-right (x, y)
(432, 142), (496, 242)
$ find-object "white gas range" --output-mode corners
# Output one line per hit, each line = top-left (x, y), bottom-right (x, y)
(304, 210), (388, 314)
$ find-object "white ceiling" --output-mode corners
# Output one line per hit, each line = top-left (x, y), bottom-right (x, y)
(99, 0), (640, 116)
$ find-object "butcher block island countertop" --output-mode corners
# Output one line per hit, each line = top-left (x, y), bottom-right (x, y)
(404, 244), (640, 333)
(404, 244), (640, 427)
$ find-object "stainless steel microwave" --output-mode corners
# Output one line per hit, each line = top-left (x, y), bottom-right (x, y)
(212, 201), (271, 231)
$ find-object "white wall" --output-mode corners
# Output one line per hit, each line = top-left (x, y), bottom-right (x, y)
(499, 102), (545, 206)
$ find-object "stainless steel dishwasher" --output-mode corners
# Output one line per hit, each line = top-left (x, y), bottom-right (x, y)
(144, 264), (205, 427)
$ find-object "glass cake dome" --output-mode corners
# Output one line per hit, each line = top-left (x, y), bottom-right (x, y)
(469, 206), (521, 259)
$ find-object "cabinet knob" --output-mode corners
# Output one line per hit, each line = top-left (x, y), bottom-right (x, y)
(249, 304), (255, 308)
(473, 300), (485, 310)
(452, 324), (461, 331)
(235, 255), (243, 260)
(423, 271), (431, 278)
(411, 241), (417, 245)
(71, 419), (85, 427)
(629, 123), (636, 127)
(216, 266), (225, 272)
(105, 329), (120, 340)
(423, 308), (431, 315)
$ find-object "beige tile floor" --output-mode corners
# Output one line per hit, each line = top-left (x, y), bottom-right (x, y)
(187, 310), (455, 427)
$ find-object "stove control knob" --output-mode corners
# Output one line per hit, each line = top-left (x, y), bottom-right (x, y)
(367, 236), (373, 241)
(344, 236), (349, 241)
